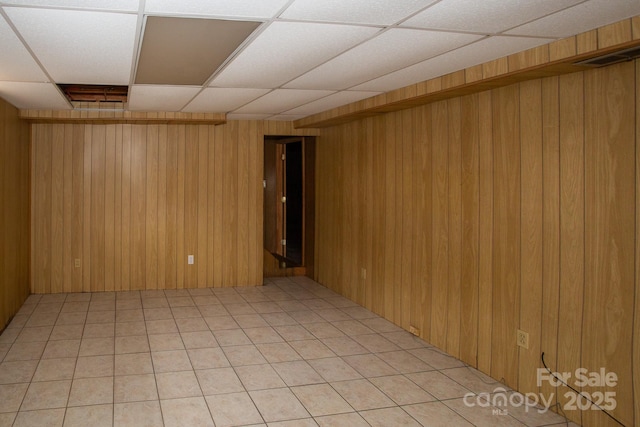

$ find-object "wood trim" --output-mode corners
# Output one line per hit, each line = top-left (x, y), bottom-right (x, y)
(294, 16), (640, 129)
(19, 108), (226, 125)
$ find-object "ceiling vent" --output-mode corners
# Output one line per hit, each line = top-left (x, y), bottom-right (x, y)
(574, 45), (640, 67)
(58, 84), (128, 102)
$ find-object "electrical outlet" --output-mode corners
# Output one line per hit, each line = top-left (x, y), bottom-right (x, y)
(188, 255), (194, 265)
(409, 325), (420, 336)
(74, 259), (80, 268)
(517, 329), (529, 349)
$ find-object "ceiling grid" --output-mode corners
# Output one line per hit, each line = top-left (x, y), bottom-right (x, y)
(0, 0), (638, 120)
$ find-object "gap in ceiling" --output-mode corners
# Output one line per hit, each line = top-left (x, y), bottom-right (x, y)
(58, 84), (128, 102)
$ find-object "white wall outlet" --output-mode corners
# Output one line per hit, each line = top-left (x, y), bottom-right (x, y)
(517, 329), (529, 349)
(188, 255), (194, 265)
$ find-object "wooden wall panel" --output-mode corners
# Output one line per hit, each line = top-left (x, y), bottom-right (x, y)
(518, 80), (543, 394)
(30, 120), (276, 292)
(583, 63), (635, 427)
(557, 72), (585, 422)
(314, 60), (640, 426)
(491, 85), (521, 389)
(0, 98), (30, 331)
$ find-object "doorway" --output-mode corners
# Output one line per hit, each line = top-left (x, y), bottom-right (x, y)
(263, 136), (315, 277)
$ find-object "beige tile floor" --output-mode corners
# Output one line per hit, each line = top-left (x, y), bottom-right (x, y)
(0, 276), (578, 427)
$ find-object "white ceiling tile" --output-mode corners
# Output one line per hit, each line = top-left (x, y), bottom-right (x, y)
(285, 28), (482, 90)
(0, 15), (48, 82)
(1, 0), (139, 11)
(507, 0), (640, 38)
(226, 113), (274, 120)
(144, 0), (290, 19)
(233, 89), (335, 114)
(210, 22), (380, 88)
(4, 7), (137, 84)
(0, 81), (69, 109)
(280, 0), (435, 25)
(284, 90), (380, 115)
(403, 0), (585, 34)
(353, 35), (555, 92)
(128, 85), (201, 111)
(183, 88), (270, 113)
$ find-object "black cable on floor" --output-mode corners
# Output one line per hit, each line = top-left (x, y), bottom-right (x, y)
(540, 352), (626, 427)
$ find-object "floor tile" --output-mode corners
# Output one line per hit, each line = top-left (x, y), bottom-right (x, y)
(145, 319), (178, 335)
(235, 364), (286, 390)
(377, 350), (434, 373)
(21, 380), (71, 410)
(213, 329), (251, 346)
(161, 397), (214, 427)
(152, 349), (192, 373)
(204, 315), (239, 331)
(0, 360), (38, 384)
(156, 371), (201, 399)
(370, 375), (435, 405)
(85, 311), (115, 325)
(404, 401), (474, 426)
(272, 361), (324, 386)
(13, 408), (65, 427)
(245, 326), (284, 344)
(256, 342), (301, 363)
(195, 367), (244, 395)
(0, 280), (551, 427)
(41, 340), (80, 359)
(187, 347), (230, 369)
(68, 377), (113, 406)
(407, 370), (472, 400)
(33, 358), (76, 382)
(82, 323), (115, 339)
(250, 388), (310, 423)
(114, 401), (163, 427)
(409, 347), (466, 369)
(331, 379), (395, 411)
(115, 321), (147, 337)
(0, 413), (15, 427)
(63, 404), (112, 427)
(180, 330), (217, 349)
(274, 325), (315, 341)
(360, 407), (421, 427)
(343, 354), (398, 378)
(4, 341), (46, 361)
(78, 337), (114, 356)
(206, 392), (263, 427)
(289, 340), (335, 360)
(16, 326), (53, 343)
(223, 344), (267, 366)
(308, 357), (362, 382)
(115, 335), (150, 354)
(0, 383), (29, 412)
(148, 333), (184, 351)
(114, 353), (154, 376)
(114, 374), (158, 403)
(316, 412), (369, 427)
(292, 383), (353, 417)
(74, 355), (114, 378)
(175, 317), (208, 332)
(444, 397), (528, 426)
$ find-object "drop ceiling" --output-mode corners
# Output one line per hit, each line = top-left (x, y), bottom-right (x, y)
(0, 0), (639, 121)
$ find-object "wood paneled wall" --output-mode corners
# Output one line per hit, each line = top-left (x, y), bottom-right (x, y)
(315, 61), (640, 427)
(0, 98), (31, 331)
(30, 120), (317, 293)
